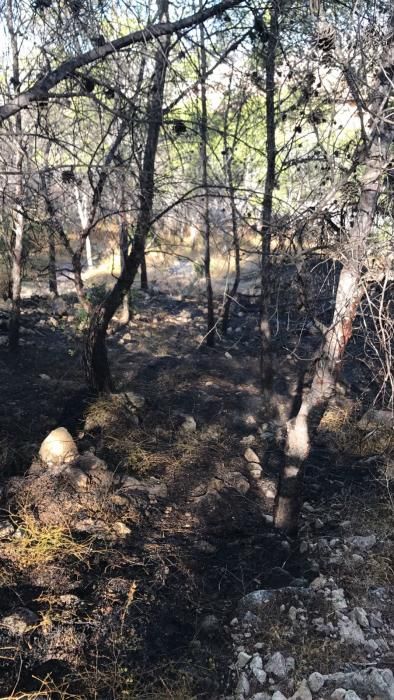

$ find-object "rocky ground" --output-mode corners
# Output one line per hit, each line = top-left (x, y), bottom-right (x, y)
(0, 287), (392, 699)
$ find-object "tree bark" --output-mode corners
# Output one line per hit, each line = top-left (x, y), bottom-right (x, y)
(140, 249), (148, 290)
(260, 3), (279, 405)
(199, 14), (215, 347)
(48, 227), (58, 296)
(6, 0), (24, 352)
(84, 0), (170, 392)
(274, 105), (393, 533)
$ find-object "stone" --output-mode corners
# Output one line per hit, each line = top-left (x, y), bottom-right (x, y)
(351, 607), (369, 628)
(325, 668), (394, 700)
(123, 391), (145, 409)
(330, 692), (346, 700)
(250, 694), (271, 700)
(200, 614), (219, 633)
(0, 521), (14, 538)
(346, 534), (376, 551)
(121, 476), (168, 499)
(112, 521), (131, 537)
(249, 465), (263, 479)
(39, 427), (78, 466)
(265, 651), (287, 679)
(358, 409), (394, 430)
(241, 435), (256, 446)
(290, 679), (312, 700)
(250, 655), (267, 685)
(235, 672), (250, 698)
(179, 415), (197, 433)
(343, 692), (362, 700)
(236, 651), (252, 669)
(308, 672), (325, 693)
(1, 608), (39, 635)
(331, 588), (348, 611)
(272, 692), (288, 700)
(310, 575), (327, 590)
(228, 472), (250, 495)
(244, 447), (260, 463)
(338, 618), (365, 645)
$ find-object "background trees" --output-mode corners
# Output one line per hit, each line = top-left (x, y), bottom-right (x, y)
(0, 0), (392, 533)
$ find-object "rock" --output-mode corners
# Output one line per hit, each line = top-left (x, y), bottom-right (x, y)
(358, 409), (394, 430)
(250, 654), (266, 685)
(235, 672), (250, 698)
(123, 391), (145, 409)
(52, 297), (68, 316)
(1, 608), (39, 635)
(343, 692), (362, 700)
(244, 447), (260, 463)
(351, 607), (369, 628)
(265, 651), (287, 679)
(331, 692), (346, 700)
(272, 692), (288, 700)
(236, 651), (252, 669)
(338, 618), (365, 645)
(112, 521), (131, 537)
(227, 472), (250, 495)
(0, 521), (15, 538)
(250, 694), (271, 700)
(121, 476), (168, 499)
(248, 464), (263, 479)
(39, 427), (78, 466)
(179, 415), (197, 433)
(346, 534), (376, 551)
(331, 588), (348, 611)
(310, 575), (327, 590)
(308, 672), (325, 693)
(241, 435), (256, 446)
(325, 668), (394, 700)
(290, 679), (312, 700)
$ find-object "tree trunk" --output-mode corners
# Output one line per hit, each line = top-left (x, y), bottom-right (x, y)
(85, 235), (93, 269)
(260, 3), (279, 405)
(274, 108), (393, 533)
(6, 0), (24, 352)
(140, 248), (148, 290)
(199, 14), (215, 347)
(84, 0), (170, 392)
(118, 204), (130, 324)
(48, 227), (58, 296)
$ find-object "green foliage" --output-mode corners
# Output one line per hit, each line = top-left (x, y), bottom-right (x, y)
(86, 282), (107, 307)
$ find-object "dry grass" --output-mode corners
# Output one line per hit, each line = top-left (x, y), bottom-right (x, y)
(2, 508), (95, 571)
(320, 403), (394, 458)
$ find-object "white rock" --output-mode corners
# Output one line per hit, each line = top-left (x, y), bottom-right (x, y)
(338, 618), (365, 645)
(351, 607), (369, 628)
(1, 608), (39, 635)
(308, 672), (325, 693)
(290, 679), (312, 700)
(272, 693), (288, 700)
(236, 651), (252, 669)
(244, 447), (260, 463)
(235, 672), (250, 698)
(265, 651), (287, 679)
(331, 691), (346, 700)
(39, 427), (78, 466)
(179, 415), (197, 433)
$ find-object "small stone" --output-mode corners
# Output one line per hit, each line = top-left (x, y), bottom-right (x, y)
(351, 554), (364, 566)
(0, 521), (15, 538)
(351, 607), (369, 628)
(112, 521), (131, 537)
(290, 679), (312, 700)
(299, 541), (308, 554)
(52, 297), (68, 316)
(343, 693), (362, 700)
(330, 691), (346, 700)
(179, 415), (197, 433)
(241, 435), (256, 446)
(250, 694), (271, 700)
(225, 352), (232, 359)
(1, 608), (39, 635)
(265, 651), (287, 679)
(236, 651), (252, 669)
(340, 520), (352, 531)
(272, 692), (288, 700)
(338, 618), (365, 645)
(346, 534), (376, 551)
(235, 671), (250, 697)
(288, 606), (297, 622)
(244, 447), (260, 463)
(308, 672), (325, 693)
(310, 575), (327, 590)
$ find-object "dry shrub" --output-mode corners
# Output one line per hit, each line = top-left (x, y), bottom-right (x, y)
(2, 508), (95, 571)
(320, 403), (394, 458)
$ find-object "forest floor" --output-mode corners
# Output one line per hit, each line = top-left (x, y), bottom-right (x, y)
(0, 286), (393, 699)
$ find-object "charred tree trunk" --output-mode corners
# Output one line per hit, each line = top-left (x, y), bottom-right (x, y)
(260, 3), (279, 405)
(84, 0), (170, 392)
(140, 248), (148, 290)
(118, 203), (130, 324)
(48, 227), (58, 296)
(199, 16), (215, 346)
(6, 0), (24, 352)
(274, 104), (393, 533)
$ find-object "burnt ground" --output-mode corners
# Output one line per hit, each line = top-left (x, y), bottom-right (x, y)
(0, 288), (392, 698)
